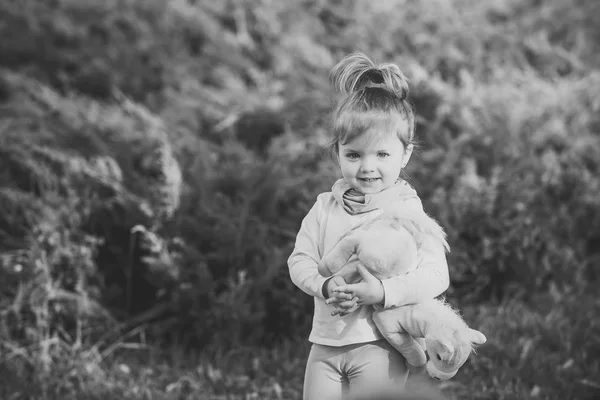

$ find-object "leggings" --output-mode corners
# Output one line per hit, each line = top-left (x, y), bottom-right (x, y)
(303, 339), (409, 400)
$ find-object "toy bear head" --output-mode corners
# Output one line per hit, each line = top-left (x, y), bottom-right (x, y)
(424, 320), (487, 380)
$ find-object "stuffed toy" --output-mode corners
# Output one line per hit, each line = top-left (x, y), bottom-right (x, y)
(318, 211), (487, 380)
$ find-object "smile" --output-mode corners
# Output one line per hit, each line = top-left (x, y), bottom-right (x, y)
(358, 178), (380, 182)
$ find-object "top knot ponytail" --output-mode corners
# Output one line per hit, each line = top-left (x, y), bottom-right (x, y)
(377, 63), (410, 101)
(329, 52), (409, 100)
(327, 52), (417, 157)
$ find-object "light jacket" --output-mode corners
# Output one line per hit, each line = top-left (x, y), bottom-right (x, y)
(287, 180), (450, 346)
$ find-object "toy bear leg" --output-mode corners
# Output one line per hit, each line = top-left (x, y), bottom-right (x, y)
(318, 235), (361, 277)
(372, 312), (427, 369)
(379, 330), (427, 368)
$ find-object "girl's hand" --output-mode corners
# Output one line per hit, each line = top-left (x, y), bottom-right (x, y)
(325, 276), (360, 316)
(333, 264), (384, 306)
(330, 297), (360, 316)
(325, 275), (347, 298)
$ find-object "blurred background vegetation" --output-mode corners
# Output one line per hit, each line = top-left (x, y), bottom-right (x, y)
(0, 0), (599, 399)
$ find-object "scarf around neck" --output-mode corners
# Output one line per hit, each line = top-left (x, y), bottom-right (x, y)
(331, 178), (418, 215)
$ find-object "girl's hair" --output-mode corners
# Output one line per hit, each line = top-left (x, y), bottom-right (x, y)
(326, 52), (416, 159)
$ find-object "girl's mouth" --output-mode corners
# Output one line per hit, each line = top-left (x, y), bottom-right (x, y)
(359, 178), (380, 183)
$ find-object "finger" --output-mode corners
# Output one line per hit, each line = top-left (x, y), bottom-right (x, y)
(339, 304), (359, 317)
(327, 292), (352, 304)
(356, 264), (375, 282)
(325, 296), (343, 305)
(331, 308), (344, 317)
(330, 300), (352, 313)
(347, 302), (360, 314)
(350, 297), (364, 307)
(334, 291), (353, 300)
(338, 299), (357, 309)
(326, 290), (355, 305)
(338, 297), (359, 310)
(333, 285), (355, 295)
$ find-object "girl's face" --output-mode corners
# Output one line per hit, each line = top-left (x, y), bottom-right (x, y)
(338, 130), (413, 195)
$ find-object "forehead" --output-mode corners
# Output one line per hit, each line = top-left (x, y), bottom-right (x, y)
(336, 111), (410, 146)
(339, 130), (404, 150)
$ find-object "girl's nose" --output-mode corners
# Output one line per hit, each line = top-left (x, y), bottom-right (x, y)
(360, 158), (375, 172)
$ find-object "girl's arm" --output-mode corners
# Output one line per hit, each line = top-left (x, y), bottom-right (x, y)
(380, 233), (449, 308)
(332, 199), (450, 310)
(379, 198), (450, 308)
(287, 194), (330, 299)
(331, 234), (449, 311)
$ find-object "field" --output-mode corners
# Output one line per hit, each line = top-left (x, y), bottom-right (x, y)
(1, 0), (599, 399)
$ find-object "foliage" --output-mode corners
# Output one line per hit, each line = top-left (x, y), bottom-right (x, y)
(1, 0), (600, 399)
(0, 67), (183, 318)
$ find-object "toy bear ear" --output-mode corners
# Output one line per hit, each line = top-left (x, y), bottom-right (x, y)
(469, 329), (487, 344)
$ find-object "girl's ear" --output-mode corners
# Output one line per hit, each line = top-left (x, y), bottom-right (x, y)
(402, 144), (414, 167)
(332, 145), (341, 166)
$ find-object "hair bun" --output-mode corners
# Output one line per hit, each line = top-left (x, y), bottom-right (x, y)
(361, 69), (385, 85)
(330, 52), (409, 100)
(377, 63), (409, 100)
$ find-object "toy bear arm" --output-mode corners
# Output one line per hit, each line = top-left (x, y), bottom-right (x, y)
(372, 307), (427, 367)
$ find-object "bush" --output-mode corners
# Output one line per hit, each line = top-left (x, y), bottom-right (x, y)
(414, 72), (600, 302)
(0, 69), (183, 318)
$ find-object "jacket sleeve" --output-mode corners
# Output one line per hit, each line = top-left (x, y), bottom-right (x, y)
(380, 199), (450, 308)
(287, 194), (329, 299)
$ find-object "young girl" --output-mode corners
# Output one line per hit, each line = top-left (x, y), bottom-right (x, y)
(287, 52), (450, 400)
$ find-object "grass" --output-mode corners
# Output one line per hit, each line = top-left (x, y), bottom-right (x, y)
(0, 335), (309, 399)
(2, 290), (598, 400)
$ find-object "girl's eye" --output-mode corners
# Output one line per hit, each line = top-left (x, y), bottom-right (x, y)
(346, 153), (360, 159)
(377, 152), (390, 158)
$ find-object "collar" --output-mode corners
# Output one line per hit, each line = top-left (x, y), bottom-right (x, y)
(331, 178), (418, 215)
